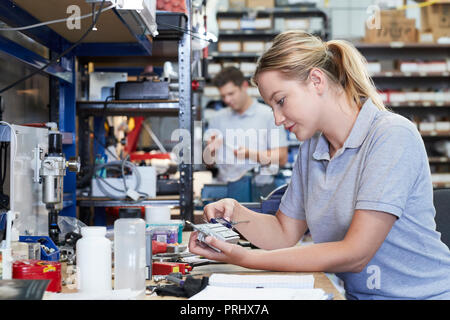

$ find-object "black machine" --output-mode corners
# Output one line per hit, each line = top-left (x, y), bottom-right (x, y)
(114, 79), (170, 100)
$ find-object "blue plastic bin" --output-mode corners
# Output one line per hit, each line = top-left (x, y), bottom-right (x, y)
(19, 235), (60, 261)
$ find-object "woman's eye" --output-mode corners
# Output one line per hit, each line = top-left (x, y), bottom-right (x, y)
(277, 98), (285, 106)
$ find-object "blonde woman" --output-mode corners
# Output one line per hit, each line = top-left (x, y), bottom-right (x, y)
(189, 31), (450, 300)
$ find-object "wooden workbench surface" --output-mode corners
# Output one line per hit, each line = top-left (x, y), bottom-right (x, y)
(146, 264), (345, 300)
(146, 231), (345, 300)
(61, 230), (345, 300)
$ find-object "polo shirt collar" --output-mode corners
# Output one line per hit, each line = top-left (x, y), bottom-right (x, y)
(344, 98), (379, 149)
(232, 99), (258, 117)
(313, 98), (379, 161)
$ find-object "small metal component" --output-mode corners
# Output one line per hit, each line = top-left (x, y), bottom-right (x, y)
(186, 220), (240, 253)
(66, 156), (81, 172)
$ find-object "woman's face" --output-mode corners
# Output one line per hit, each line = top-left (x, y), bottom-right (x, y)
(257, 70), (323, 141)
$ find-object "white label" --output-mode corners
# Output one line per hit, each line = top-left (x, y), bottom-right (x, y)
(156, 234), (167, 243)
(243, 42), (265, 53)
(219, 42), (241, 52)
(219, 19), (240, 30)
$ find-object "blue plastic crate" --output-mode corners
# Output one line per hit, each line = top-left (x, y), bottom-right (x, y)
(19, 236), (60, 261)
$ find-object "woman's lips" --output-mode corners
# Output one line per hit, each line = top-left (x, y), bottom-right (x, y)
(286, 124), (296, 132)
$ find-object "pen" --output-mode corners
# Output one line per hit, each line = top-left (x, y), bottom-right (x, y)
(210, 217), (250, 229)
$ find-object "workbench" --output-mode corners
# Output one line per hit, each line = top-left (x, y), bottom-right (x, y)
(60, 230), (345, 300)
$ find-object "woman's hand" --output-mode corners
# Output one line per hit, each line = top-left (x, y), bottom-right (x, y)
(203, 198), (239, 222)
(188, 231), (250, 265)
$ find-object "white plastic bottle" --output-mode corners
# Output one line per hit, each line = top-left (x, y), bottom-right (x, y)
(76, 226), (112, 294)
(114, 208), (146, 296)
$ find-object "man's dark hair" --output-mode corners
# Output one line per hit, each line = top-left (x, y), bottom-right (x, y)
(212, 66), (246, 88)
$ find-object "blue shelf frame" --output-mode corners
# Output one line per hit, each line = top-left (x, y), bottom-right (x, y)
(0, 0), (155, 219)
(0, 2), (195, 226)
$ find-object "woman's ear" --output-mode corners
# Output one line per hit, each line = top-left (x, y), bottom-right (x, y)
(309, 68), (326, 95)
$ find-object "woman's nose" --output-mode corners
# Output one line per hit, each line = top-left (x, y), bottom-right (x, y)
(273, 107), (285, 126)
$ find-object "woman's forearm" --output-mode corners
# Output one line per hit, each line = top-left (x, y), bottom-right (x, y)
(241, 240), (364, 274)
(232, 202), (305, 250)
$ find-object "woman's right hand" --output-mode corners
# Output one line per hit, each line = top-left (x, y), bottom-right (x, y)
(203, 198), (239, 223)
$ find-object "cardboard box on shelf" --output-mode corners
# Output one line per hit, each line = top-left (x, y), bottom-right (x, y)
(204, 86), (220, 97)
(218, 41), (241, 52)
(420, 2), (450, 42)
(208, 63), (222, 76)
(284, 18), (310, 30)
(379, 9), (405, 19)
(435, 121), (450, 132)
(389, 91), (407, 103)
(218, 19), (241, 30)
(247, 0), (275, 9)
(419, 122), (436, 132)
(240, 62), (257, 75)
(254, 17), (273, 29)
(229, 0), (247, 9)
(399, 61), (419, 73)
(222, 62), (240, 69)
(405, 91), (422, 102)
(240, 17), (256, 30)
(364, 15), (417, 43)
(242, 41), (265, 53)
(367, 61), (382, 74)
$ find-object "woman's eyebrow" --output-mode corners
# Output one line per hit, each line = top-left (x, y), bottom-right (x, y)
(270, 90), (281, 101)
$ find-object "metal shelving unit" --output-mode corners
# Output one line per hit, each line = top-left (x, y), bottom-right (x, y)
(0, 1), (195, 222)
(76, 6), (195, 222)
(205, 5), (330, 167)
(355, 42), (450, 187)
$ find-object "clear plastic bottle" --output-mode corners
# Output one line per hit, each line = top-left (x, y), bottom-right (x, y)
(114, 208), (146, 295)
(76, 226), (112, 294)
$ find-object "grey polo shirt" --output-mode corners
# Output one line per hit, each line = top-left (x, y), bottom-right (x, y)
(279, 98), (450, 300)
(208, 99), (288, 182)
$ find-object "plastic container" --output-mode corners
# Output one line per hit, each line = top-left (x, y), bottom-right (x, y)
(114, 208), (146, 295)
(147, 219), (184, 243)
(76, 226), (112, 294)
(145, 205), (171, 224)
(13, 259), (62, 292)
(19, 236), (60, 261)
(147, 225), (179, 244)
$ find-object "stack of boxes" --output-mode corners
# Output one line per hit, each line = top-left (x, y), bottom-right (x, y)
(364, 2), (450, 44)
(418, 0), (450, 43)
(364, 10), (417, 44)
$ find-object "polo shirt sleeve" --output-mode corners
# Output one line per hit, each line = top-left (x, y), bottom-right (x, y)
(355, 125), (424, 219)
(278, 149), (306, 220)
(206, 114), (224, 140)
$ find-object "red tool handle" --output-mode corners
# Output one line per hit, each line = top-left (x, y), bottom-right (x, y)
(152, 240), (167, 254)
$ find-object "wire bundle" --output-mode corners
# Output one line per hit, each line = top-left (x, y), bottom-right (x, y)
(93, 157), (148, 201)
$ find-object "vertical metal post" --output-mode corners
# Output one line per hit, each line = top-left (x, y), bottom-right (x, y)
(178, 0), (194, 222)
(58, 54), (77, 218)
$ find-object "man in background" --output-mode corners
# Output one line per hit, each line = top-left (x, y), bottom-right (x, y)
(205, 67), (288, 183)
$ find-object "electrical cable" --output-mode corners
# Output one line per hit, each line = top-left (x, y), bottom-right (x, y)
(156, 22), (214, 43)
(93, 160), (149, 201)
(0, 121), (17, 212)
(0, 0), (107, 95)
(0, 3), (116, 31)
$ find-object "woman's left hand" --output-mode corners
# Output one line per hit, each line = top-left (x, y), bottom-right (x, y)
(188, 231), (249, 265)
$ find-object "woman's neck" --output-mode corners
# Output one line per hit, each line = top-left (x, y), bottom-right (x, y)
(321, 93), (360, 156)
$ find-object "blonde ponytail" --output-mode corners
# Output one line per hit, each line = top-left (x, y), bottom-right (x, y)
(253, 31), (386, 111)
